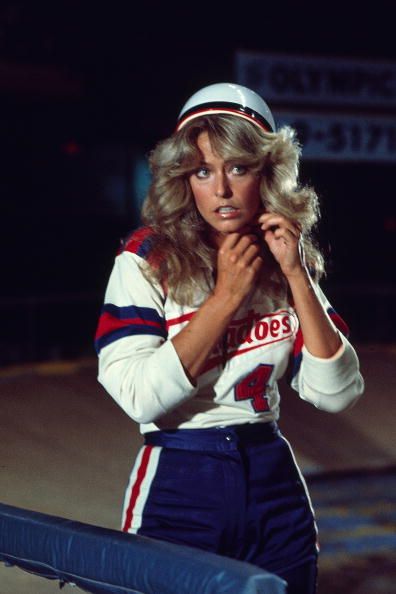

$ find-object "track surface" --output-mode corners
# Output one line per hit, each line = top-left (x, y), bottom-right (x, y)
(1, 343), (395, 593)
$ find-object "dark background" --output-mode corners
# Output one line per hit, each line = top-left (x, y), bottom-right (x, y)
(1, 0), (395, 364)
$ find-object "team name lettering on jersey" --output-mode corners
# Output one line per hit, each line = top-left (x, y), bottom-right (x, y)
(224, 309), (291, 348)
(200, 309), (295, 372)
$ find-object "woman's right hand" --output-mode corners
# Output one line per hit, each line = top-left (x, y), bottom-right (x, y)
(170, 232), (263, 381)
(214, 232), (264, 310)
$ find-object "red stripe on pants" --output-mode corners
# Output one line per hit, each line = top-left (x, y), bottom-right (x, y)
(122, 445), (154, 532)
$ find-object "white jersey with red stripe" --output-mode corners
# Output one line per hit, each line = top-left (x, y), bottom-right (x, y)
(95, 227), (364, 434)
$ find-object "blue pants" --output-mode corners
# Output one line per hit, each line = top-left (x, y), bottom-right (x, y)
(122, 422), (318, 594)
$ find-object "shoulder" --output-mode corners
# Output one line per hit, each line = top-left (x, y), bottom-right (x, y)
(119, 226), (156, 261)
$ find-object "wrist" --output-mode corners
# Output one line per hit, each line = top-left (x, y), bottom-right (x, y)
(283, 264), (308, 283)
(209, 290), (241, 318)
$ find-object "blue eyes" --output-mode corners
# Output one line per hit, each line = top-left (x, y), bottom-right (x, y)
(195, 165), (247, 178)
(196, 167), (210, 178)
(232, 165), (247, 175)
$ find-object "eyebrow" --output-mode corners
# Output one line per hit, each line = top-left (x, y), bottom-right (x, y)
(196, 157), (249, 168)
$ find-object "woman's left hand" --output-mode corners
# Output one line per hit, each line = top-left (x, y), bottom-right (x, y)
(258, 212), (304, 279)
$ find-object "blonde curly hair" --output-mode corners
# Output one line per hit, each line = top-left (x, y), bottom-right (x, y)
(141, 114), (324, 305)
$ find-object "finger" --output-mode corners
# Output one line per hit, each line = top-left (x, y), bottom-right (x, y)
(242, 255), (263, 280)
(273, 226), (300, 242)
(219, 234), (257, 261)
(233, 234), (259, 256)
(241, 242), (261, 265)
(263, 219), (300, 240)
(220, 232), (242, 251)
(260, 213), (301, 236)
(261, 214), (294, 232)
(258, 212), (282, 226)
(251, 255), (264, 273)
(234, 250), (263, 286)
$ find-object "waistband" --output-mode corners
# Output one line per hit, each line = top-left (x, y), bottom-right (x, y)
(143, 421), (280, 452)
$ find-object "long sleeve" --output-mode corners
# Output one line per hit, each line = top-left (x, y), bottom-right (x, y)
(289, 284), (364, 412)
(95, 247), (197, 424)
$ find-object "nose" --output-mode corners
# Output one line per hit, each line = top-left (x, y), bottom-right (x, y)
(215, 171), (232, 198)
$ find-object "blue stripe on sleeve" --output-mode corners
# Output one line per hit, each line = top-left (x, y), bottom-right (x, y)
(95, 304), (167, 354)
(95, 324), (166, 354)
(102, 303), (164, 324)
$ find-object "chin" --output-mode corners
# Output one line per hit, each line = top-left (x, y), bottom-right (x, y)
(222, 222), (252, 234)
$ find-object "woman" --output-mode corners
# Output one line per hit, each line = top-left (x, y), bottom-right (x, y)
(95, 83), (364, 594)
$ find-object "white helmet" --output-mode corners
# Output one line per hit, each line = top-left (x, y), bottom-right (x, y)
(176, 82), (275, 133)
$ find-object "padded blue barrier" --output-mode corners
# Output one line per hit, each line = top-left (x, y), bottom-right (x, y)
(0, 502), (286, 594)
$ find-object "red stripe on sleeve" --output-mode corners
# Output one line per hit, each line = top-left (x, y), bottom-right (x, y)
(293, 328), (304, 358)
(95, 312), (163, 341)
(329, 311), (350, 337)
(122, 227), (154, 255)
(292, 309), (349, 359)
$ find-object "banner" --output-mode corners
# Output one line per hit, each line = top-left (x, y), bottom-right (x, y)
(236, 51), (396, 161)
(276, 110), (396, 162)
(236, 51), (396, 108)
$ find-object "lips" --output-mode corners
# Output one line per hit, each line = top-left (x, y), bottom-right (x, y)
(215, 206), (238, 213)
(214, 206), (242, 220)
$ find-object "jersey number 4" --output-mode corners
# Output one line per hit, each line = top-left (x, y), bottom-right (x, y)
(234, 364), (274, 412)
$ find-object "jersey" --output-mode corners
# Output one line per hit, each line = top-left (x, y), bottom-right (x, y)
(95, 227), (364, 434)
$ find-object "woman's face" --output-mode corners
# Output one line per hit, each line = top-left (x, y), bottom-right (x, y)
(189, 131), (262, 245)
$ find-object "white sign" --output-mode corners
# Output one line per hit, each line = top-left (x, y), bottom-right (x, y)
(275, 111), (396, 162)
(236, 51), (396, 108)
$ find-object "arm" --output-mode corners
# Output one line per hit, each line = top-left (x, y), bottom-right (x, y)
(97, 232), (263, 423)
(259, 213), (364, 411)
(96, 251), (197, 424)
(171, 233), (263, 381)
(260, 213), (341, 358)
